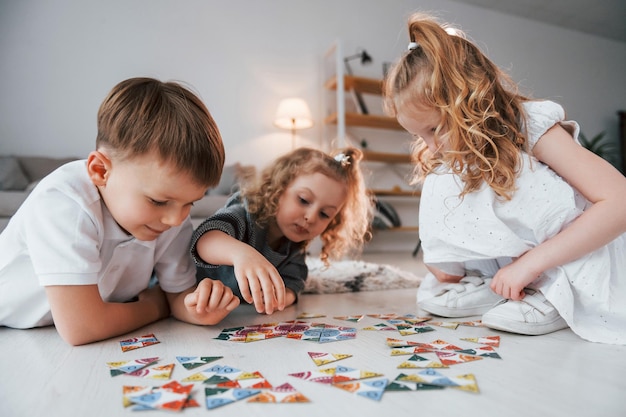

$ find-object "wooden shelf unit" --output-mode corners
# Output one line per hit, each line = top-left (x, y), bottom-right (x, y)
(323, 41), (420, 251)
(362, 150), (411, 163)
(324, 111), (404, 130)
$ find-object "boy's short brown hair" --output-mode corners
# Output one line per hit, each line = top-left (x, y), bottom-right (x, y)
(96, 77), (225, 187)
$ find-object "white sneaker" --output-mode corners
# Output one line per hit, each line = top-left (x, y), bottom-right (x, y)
(419, 276), (504, 318)
(482, 289), (568, 335)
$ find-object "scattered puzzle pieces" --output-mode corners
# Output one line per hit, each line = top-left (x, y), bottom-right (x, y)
(107, 357), (159, 376)
(435, 351), (484, 366)
(362, 323), (397, 331)
(123, 381), (197, 411)
(334, 377), (389, 401)
(175, 356), (222, 370)
(247, 382), (310, 403)
(334, 314), (364, 322)
(399, 370), (479, 393)
(461, 335), (500, 347)
(297, 312), (326, 319)
(289, 366), (383, 385)
(397, 354), (448, 369)
(127, 363), (175, 379)
(205, 387), (261, 409)
(119, 333), (160, 352)
(308, 352), (352, 366)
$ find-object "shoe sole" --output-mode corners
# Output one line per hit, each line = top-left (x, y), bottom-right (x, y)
(482, 315), (568, 336)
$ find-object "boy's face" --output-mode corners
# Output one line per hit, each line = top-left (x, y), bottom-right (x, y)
(273, 172), (346, 244)
(91, 151), (207, 241)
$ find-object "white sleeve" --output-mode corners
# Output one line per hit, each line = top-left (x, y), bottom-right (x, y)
(524, 100), (580, 150)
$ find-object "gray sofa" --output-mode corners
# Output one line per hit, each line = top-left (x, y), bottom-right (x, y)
(0, 155), (254, 232)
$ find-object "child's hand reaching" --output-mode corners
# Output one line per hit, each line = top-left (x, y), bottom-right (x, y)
(184, 278), (240, 324)
(232, 246), (286, 315)
(490, 254), (541, 301)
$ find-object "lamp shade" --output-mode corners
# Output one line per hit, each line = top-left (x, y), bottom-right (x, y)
(273, 98), (313, 130)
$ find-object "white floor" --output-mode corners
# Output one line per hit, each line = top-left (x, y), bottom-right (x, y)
(1, 251), (625, 417)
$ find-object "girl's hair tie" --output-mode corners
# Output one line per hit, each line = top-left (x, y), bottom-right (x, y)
(407, 42), (419, 51)
(334, 153), (351, 167)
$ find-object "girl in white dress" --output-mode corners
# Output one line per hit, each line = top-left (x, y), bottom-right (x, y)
(383, 13), (626, 344)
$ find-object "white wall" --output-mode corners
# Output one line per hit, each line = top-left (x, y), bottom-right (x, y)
(1, 0), (625, 170)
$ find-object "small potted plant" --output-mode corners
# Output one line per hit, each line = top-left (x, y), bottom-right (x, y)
(578, 131), (619, 167)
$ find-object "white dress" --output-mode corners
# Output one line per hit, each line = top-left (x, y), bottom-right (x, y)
(417, 100), (626, 344)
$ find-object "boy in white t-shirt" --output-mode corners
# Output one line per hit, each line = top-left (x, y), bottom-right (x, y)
(0, 77), (240, 345)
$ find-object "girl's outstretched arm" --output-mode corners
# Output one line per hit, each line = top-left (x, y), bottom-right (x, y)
(196, 230), (287, 314)
(491, 124), (626, 299)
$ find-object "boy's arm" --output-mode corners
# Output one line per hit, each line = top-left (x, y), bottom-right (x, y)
(45, 284), (169, 346)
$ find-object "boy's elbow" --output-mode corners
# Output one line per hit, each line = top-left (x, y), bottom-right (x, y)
(58, 331), (97, 346)
(55, 322), (103, 346)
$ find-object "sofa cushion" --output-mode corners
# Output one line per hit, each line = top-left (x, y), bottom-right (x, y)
(0, 190), (30, 216)
(208, 163), (256, 196)
(18, 156), (78, 182)
(0, 156), (30, 191)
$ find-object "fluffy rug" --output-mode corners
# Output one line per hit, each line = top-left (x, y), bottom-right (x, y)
(303, 258), (423, 294)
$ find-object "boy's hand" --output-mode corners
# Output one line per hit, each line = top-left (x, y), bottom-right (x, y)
(232, 247), (286, 315)
(183, 279), (240, 324)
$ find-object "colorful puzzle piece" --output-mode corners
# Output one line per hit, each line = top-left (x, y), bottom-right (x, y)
(297, 312), (326, 319)
(247, 383), (310, 403)
(435, 351), (484, 366)
(119, 333), (160, 352)
(123, 381), (196, 411)
(296, 323), (357, 343)
(387, 315), (432, 324)
(334, 377), (389, 401)
(429, 321), (460, 330)
(213, 323), (288, 342)
(182, 364), (244, 384)
(215, 321), (357, 343)
(456, 345), (502, 359)
(385, 373), (445, 392)
(386, 338), (423, 348)
(362, 323), (397, 331)
(367, 313), (400, 320)
(205, 387), (261, 409)
(394, 322), (436, 335)
(215, 371), (272, 389)
(397, 354), (448, 369)
(289, 365), (383, 385)
(308, 352), (352, 366)
(399, 369), (480, 393)
(175, 356), (222, 370)
(461, 335), (500, 347)
(127, 363), (175, 379)
(107, 357), (159, 376)
(334, 314), (364, 322)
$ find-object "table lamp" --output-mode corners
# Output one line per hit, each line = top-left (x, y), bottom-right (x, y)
(274, 97), (313, 149)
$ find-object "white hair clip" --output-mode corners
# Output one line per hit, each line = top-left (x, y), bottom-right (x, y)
(334, 153), (350, 167)
(408, 42), (419, 51)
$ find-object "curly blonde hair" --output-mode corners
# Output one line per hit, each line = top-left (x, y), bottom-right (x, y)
(241, 147), (372, 264)
(384, 13), (529, 200)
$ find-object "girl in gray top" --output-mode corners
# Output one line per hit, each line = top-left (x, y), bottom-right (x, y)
(191, 147), (372, 316)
